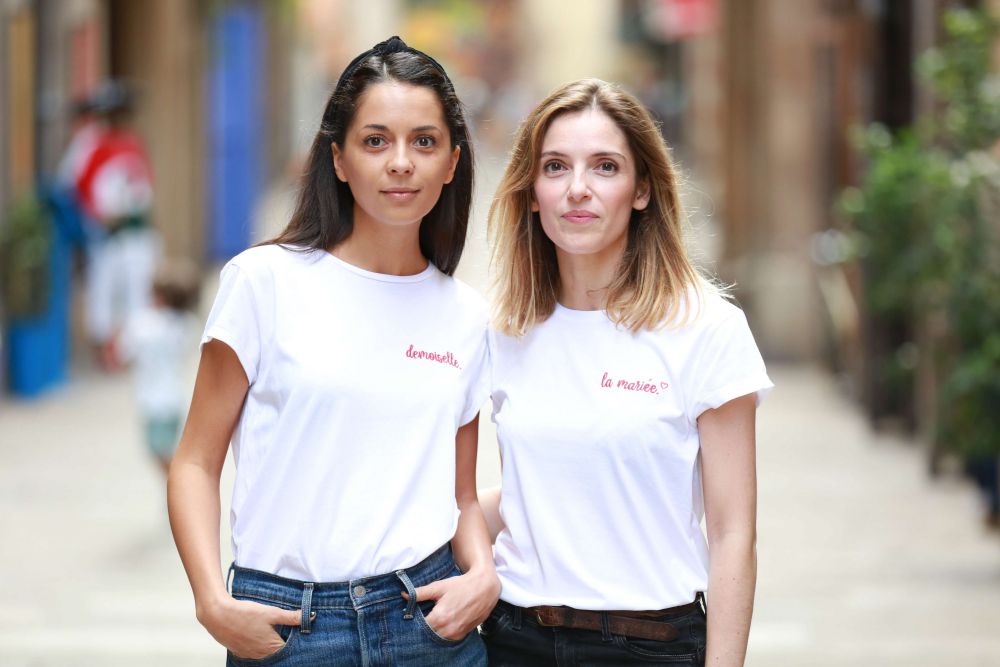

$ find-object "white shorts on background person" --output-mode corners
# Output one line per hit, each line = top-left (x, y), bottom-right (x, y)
(490, 289), (773, 611)
(84, 225), (160, 345)
(202, 244), (490, 583)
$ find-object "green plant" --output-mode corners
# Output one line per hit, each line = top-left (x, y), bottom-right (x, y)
(839, 7), (1000, 460)
(0, 194), (51, 319)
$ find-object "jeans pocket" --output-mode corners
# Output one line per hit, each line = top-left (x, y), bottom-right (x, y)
(227, 597), (298, 666)
(415, 599), (470, 646)
(611, 633), (701, 663)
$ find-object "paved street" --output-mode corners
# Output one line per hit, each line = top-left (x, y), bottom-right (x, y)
(2, 362), (998, 665)
(749, 368), (1000, 666)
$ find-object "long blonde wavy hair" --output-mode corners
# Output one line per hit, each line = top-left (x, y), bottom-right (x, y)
(489, 78), (707, 336)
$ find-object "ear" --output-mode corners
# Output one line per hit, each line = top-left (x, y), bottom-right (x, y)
(633, 178), (651, 211)
(331, 143), (347, 183)
(443, 144), (461, 184)
(530, 193), (539, 213)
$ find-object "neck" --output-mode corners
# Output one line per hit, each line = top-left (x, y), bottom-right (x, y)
(329, 206), (428, 276)
(555, 240), (626, 311)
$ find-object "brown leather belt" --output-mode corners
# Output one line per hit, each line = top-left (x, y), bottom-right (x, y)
(527, 597), (702, 642)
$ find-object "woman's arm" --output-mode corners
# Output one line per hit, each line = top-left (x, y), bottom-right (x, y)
(168, 340), (299, 659)
(413, 415), (501, 638)
(698, 393), (759, 667)
(478, 485), (504, 543)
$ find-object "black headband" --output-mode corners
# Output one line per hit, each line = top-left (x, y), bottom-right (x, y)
(333, 35), (451, 96)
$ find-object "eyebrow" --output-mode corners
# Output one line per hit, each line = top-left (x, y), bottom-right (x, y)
(540, 150), (628, 161)
(361, 124), (443, 133)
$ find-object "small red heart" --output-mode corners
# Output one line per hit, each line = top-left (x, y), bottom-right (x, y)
(660, 382), (669, 390)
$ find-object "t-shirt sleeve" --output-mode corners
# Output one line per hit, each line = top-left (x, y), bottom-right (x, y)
(459, 326), (491, 427)
(686, 308), (773, 423)
(201, 262), (262, 385)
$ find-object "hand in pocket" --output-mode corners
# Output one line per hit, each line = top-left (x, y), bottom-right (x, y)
(201, 595), (300, 659)
(408, 568), (500, 640)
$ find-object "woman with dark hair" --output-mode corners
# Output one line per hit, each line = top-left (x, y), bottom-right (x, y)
(481, 79), (772, 666)
(168, 37), (495, 665)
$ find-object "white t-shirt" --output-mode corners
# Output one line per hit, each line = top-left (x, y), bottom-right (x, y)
(120, 307), (199, 419)
(203, 245), (489, 582)
(490, 290), (772, 610)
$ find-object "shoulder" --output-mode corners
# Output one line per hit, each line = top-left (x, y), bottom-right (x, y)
(431, 271), (489, 322)
(631, 286), (750, 352)
(224, 244), (322, 278)
(674, 284), (746, 334)
(685, 288), (746, 328)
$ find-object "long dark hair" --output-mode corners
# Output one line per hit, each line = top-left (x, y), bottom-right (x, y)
(267, 38), (474, 275)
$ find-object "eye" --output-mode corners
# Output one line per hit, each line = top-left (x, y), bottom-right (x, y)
(414, 135), (436, 148)
(364, 135), (387, 148)
(542, 160), (566, 175)
(596, 160), (618, 174)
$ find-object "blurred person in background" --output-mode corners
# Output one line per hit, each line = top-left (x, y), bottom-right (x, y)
(168, 37), (496, 666)
(482, 79), (772, 667)
(58, 80), (159, 371)
(118, 259), (201, 478)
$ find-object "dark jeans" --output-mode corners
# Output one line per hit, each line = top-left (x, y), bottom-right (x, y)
(482, 599), (706, 666)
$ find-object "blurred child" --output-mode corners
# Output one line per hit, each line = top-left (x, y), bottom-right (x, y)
(119, 259), (200, 475)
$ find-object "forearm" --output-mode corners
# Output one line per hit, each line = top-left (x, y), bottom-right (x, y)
(167, 457), (228, 621)
(477, 485), (504, 543)
(452, 493), (497, 577)
(705, 530), (757, 667)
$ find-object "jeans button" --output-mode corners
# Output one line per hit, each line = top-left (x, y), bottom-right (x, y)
(353, 585), (366, 597)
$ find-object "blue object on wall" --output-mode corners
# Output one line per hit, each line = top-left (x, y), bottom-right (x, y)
(208, 5), (264, 261)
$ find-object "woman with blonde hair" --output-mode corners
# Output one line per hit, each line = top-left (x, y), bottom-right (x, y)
(481, 78), (772, 666)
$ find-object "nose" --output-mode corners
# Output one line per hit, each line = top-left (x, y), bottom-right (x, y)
(388, 145), (413, 175)
(567, 170), (591, 201)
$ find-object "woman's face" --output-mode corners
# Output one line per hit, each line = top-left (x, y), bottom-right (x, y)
(333, 82), (460, 230)
(532, 109), (649, 264)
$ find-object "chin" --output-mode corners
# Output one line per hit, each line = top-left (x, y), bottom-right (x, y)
(371, 208), (430, 227)
(553, 242), (604, 257)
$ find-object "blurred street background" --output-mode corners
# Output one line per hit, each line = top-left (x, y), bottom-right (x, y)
(1, 0), (999, 664)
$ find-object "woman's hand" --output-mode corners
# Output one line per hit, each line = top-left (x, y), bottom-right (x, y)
(413, 412), (501, 640)
(198, 595), (301, 660)
(411, 567), (501, 640)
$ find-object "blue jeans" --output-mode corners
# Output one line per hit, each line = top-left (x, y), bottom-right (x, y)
(481, 599), (706, 666)
(226, 544), (486, 666)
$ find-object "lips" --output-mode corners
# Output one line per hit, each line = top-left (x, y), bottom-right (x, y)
(381, 187), (420, 202)
(562, 209), (598, 224)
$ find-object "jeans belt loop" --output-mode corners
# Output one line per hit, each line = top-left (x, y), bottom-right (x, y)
(300, 582), (315, 634)
(226, 563), (236, 594)
(599, 611), (612, 642)
(511, 603), (523, 631)
(395, 570), (418, 620)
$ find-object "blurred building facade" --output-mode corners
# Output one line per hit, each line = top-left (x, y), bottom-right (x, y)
(4, 0), (284, 262)
(3, 0), (998, 393)
(680, 0), (1000, 363)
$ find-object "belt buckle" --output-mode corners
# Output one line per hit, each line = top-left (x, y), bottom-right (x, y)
(534, 607), (561, 627)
